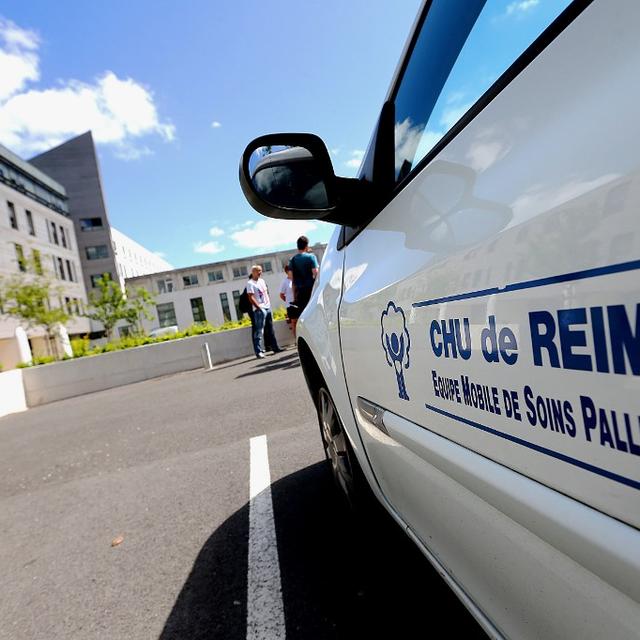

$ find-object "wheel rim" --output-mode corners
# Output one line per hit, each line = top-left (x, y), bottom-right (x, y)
(318, 388), (354, 498)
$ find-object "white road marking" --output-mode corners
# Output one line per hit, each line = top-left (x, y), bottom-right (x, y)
(247, 435), (286, 640)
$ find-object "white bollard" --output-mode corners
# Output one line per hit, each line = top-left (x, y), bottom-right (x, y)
(202, 342), (213, 370)
(15, 326), (32, 365)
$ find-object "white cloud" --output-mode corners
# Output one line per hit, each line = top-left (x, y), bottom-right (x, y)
(230, 220), (255, 231)
(440, 102), (472, 130)
(505, 0), (539, 16)
(211, 120), (222, 128)
(231, 219), (317, 251)
(345, 149), (364, 169)
(511, 174), (619, 224)
(194, 240), (225, 255)
(153, 251), (167, 258)
(209, 225), (224, 237)
(112, 144), (153, 161)
(0, 16), (174, 157)
(0, 18), (39, 102)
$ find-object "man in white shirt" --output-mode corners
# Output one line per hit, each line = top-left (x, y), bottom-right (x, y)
(279, 264), (299, 336)
(247, 264), (281, 358)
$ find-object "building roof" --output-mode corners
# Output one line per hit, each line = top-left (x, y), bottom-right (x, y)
(125, 243), (327, 282)
(0, 143), (67, 197)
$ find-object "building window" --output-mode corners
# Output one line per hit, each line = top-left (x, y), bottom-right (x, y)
(90, 273), (112, 287)
(232, 290), (242, 319)
(51, 222), (59, 245)
(183, 274), (199, 287)
(157, 302), (177, 328)
(8, 202), (18, 229)
(190, 297), (206, 323)
(60, 226), (67, 248)
(208, 270), (224, 282)
(118, 325), (132, 337)
(157, 278), (174, 294)
(219, 292), (231, 322)
(64, 297), (73, 314)
(85, 245), (109, 260)
(32, 249), (43, 275)
(57, 257), (66, 280)
(26, 210), (35, 235)
(263, 261), (272, 273)
(66, 259), (73, 281)
(79, 217), (103, 231)
(232, 265), (248, 278)
(14, 243), (26, 271)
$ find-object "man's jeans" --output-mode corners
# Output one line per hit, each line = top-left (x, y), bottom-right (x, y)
(252, 307), (279, 355)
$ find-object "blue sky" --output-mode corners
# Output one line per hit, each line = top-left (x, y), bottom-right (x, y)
(0, 0), (569, 267)
(0, 0), (422, 266)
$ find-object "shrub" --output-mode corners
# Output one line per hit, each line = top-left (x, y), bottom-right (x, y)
(21, 314), (287, 364)
(71, 336), (90, 357)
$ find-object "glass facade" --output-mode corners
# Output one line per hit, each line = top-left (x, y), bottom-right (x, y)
(8, 201), (17, 229)
(157, 302), (177, 327)
(14, 243), (26, 272)
(232, 290), (242, 320)
(157, 278), (174, 293)
(190, 297), (206, 323)
(86, 245), (109, 260)
(79, 217), (103, 231)
(90, 273), (112, 287)
(208, 270), (224, 282)
(232, 265), (248, 278)
(26, 210), (35, 235)
(32, 249), (42, 275)
(219, 292), (231, 322)
(0, 157), (69, 215)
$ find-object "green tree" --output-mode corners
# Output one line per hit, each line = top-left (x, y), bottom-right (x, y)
(123, 286), (155, 334)
(0, 257), (71, 358)
(84, 274), (128, 340)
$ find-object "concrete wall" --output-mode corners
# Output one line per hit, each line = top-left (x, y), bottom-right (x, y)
(21, 320), (295, 407)
(0, 369), (27, 418)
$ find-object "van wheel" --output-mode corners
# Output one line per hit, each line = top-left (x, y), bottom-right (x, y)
(317, 387), (358, 504)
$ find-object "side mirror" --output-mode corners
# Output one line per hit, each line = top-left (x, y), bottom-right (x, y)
(239, 133), (371, 225)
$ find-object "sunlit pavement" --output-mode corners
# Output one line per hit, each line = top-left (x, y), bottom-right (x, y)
(0, 349), (482, 639)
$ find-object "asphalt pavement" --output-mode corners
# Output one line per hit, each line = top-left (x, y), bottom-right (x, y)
(0, 348), (483, 639)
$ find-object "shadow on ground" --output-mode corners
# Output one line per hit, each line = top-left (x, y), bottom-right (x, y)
(235, 352), (300, 379)
(159, 461), (482, 639)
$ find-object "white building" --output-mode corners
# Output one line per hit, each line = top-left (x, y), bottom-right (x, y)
(125, 244), (326, 333)
(111, 227), (173, 284)
(0, 143), (90, 369)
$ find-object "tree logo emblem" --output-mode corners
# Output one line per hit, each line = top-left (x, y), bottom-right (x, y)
(381, 301), (411, 401)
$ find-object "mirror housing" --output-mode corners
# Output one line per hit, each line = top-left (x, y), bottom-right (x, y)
(239, 133), (372, 226)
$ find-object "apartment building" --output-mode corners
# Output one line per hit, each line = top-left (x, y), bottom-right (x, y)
(30, 132), (122, 296)
(0, 143), (90, 369)
(111, 227), (173, 280)
(126, 244), (326, 333)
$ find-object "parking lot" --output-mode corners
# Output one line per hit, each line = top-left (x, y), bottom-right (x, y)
(0, 348), (482, 639)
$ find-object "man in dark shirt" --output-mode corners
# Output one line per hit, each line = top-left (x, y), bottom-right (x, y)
(289, 236), (319, 328)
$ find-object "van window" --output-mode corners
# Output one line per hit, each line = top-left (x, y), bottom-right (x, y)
(393, 0), (573, 183)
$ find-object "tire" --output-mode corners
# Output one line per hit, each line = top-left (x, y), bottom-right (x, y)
(317, 386), (366, 508)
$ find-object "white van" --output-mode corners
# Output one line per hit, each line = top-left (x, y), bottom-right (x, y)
(239, 1), (640, 637)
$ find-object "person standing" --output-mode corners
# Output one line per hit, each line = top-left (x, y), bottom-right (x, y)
(289, 235), (319, 319)
(247, 264), (281, 358)
(279, 264), (298, 335)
